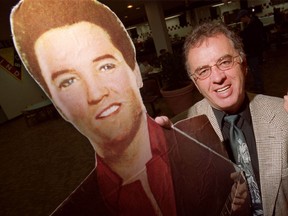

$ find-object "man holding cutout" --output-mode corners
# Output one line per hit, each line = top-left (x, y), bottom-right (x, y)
(11, 0), (248, 215)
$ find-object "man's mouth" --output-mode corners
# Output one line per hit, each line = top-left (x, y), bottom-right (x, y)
(216, 85), (230, 93)
(97, 104), (120, 118)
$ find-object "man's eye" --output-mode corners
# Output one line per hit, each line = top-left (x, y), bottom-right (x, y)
(197, 68), (209, 76)
(59, 78), (76, 88)
(100, 63), (115, 72)
(219, 58), (232, 67)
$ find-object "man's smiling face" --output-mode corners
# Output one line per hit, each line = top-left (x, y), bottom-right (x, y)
(188, 33), (246, 113)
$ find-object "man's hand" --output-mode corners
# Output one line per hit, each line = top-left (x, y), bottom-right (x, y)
(154, 116), (173, 129)
(284, 92), (288, 112)
(230, 172), (248, 212)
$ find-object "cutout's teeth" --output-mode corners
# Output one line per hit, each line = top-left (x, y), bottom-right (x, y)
(99, 105), (119, 117)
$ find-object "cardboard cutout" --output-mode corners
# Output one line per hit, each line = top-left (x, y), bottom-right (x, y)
(10, 0), (251, 215)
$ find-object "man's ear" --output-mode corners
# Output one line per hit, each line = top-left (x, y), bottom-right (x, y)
(134, 63), (143, 88)
(239, 54), (248, 76)
(188, 73), (202, 94)
(193, 79), (202, 95)
(242, 59), (248, 77)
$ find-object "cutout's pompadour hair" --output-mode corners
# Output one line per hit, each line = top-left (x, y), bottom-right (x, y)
(11, 0), (136, 96)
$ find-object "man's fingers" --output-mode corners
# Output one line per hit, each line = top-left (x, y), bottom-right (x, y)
(230, 171), (242, 181)
(231, 190), (248, 211)
(230, 180), (248, 212)
(237, 181), (248, 195)
(284, 94), (288, 112)
(154, 116), (172, 129)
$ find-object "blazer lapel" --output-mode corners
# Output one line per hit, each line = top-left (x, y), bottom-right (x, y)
(199, 99), (224, 142)
(249, 97), (282, 216)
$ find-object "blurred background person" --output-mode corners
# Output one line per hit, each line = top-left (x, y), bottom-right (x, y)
(237, 9), (266, 93)
(138, 57), (154, 78)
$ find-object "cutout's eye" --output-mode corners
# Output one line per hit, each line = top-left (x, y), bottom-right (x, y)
(100, 63), (115, 72)
(59, 77), (76, 89)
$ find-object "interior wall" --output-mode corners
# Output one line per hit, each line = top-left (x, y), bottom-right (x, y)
(0, 47), (47, 120)
(133, 0), (288, 42)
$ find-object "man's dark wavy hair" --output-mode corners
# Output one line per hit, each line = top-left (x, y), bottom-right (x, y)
(183, 21), (245, 75)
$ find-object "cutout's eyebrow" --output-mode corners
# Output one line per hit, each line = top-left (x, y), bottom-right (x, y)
(92, 54), (116, 63)
(51, 54), (117, 81)
(51, 69), (73, 81)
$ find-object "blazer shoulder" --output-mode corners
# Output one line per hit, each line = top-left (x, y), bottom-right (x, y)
(188, 99), (211, 116)
(250, 94), (288, 127)
(171, 99), (211, 123)
(250, 94), (284, 107)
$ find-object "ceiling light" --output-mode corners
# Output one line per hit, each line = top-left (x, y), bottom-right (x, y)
(212, 3), (224, 7)
(165, 14), (182, 21)
(212, 1), (232, 7)
(127, 5), (133, 9)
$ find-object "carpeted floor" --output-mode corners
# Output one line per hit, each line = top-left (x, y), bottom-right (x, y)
(0, 116), (95, 216)
(0, 41), (287, 216)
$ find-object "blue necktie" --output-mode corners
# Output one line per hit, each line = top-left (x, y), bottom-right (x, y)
(224, 115), (263, 216)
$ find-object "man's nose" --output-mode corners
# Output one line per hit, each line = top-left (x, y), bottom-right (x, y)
(210, 66), (226, 82)
(85, 77), (109, 105)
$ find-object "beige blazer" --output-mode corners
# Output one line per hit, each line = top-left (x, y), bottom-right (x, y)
(176, 94), (288, 216)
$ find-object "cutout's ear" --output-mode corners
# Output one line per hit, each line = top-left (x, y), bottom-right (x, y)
(134, 63), (143, 88)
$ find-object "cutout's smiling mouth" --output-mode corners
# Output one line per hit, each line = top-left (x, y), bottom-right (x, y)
(97, 104), (120, 118)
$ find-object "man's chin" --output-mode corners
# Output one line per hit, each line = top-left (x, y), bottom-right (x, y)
(211, 100), (236, 112)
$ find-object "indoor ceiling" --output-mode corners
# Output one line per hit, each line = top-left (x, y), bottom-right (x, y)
(0, 0), (222, 41)
(99, 0), (222, 27)
(98, 0), (188, 27)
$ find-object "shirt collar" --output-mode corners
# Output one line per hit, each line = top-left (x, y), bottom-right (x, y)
(95, 114), (169, 187)
(146, 115), (169, 157)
